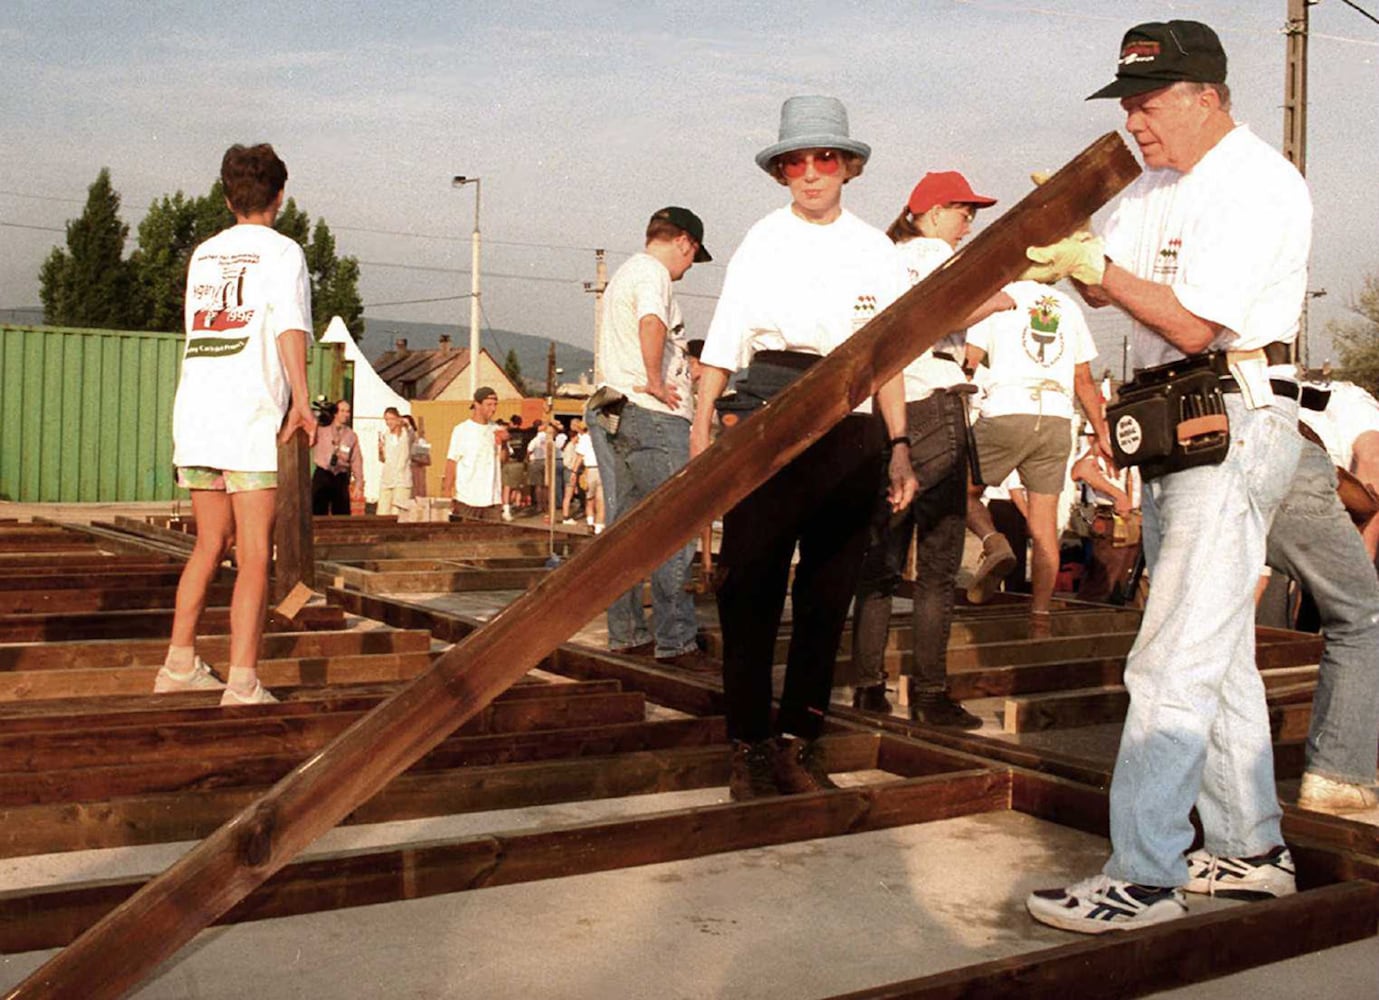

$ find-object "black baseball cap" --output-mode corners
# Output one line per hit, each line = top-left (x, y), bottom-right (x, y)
(651, 206), (711, 263)
(1087, 20), (1227, 101)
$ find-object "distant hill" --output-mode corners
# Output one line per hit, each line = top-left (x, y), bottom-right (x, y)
(361, 317), (593, 392)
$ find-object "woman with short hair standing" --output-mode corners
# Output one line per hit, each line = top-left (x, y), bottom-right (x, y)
(690, 95), (916, 799)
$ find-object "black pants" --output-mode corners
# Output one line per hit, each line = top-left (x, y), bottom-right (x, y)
(312, 468), (350, 515)
(717, 414), (884, 742)
(852, 392), (968, 693)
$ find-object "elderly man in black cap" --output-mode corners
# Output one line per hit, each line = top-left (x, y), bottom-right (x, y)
(442, 386), (505, 521)
(1024, 20), (1312, 934)
(587, 207), (714, 669)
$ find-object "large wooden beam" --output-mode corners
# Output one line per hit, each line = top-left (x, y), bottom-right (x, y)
(824, 881), (1379, 1000)
(6, 133), (1139, 1000)
(272, 429), (315, 602)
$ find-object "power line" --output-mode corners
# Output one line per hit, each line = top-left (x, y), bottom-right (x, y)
(1338, 0), (1379, 28)
(366, 294), (472, 308)
(0, 220), (64, 233)
(357, 259), (585, 285)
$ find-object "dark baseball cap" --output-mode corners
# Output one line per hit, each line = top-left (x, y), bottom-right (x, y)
(1087, 20), (1227, 101)
(651, 206), (712, 263)
(473, 385), (497, 403)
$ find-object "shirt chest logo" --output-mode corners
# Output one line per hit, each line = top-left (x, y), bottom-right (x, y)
(1153, 238), (1182, 279)
(852, 294), (878, 332)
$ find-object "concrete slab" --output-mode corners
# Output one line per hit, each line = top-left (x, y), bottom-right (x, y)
(3, 809), (1216, 999)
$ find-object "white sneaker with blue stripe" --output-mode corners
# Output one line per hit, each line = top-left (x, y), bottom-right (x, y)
(1027, 873), (1187, 934)
(1184, 845), (1296, 900)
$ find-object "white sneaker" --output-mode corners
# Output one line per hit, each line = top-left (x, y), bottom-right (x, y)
(220, 682), (279, 706)
(1027, 873), (1186, 934)
(153, 656), (226, 693)
(1298, 772), (1379, 814)
(1184, 845), (1296, 900)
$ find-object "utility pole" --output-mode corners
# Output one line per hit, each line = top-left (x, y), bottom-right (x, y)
(1284, 0), (1311, 363)
(583, 248), (608, 382)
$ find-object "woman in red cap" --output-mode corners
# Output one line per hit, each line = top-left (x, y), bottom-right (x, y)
(848, 170), (1011, 728)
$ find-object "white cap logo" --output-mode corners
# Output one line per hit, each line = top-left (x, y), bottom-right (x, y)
(1115, 414), (1143, 455)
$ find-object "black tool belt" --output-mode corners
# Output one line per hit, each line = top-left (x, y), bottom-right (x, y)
(715, 350), (821, 428)
(1107, 354), (1230, 480)
(1220, 377), (1300, 400)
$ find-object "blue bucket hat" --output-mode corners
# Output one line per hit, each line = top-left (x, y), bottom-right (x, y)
(754, 95), (871, 174)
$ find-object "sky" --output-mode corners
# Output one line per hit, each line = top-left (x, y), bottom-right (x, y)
(2, 0), (1377, 374)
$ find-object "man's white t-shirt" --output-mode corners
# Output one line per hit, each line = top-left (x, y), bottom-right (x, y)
(966, 281), (1095, 420)
(447, 419), (501, 506)
(595, 252), (692, 421)
(1102, 124), (1312, 370)
(700, 206), (908, 415)
(1300, 381), (1379, 470)
(575, 432), (598, 469)
(172, 223), (311, 471)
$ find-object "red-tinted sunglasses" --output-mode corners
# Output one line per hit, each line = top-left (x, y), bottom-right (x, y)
(779, 149), (841, 179)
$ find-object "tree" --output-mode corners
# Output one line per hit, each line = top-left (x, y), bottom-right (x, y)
(39, 168), (141, 328)
(503, 348), (524, 387)
(1328, 273), (1379, 398)
(303, 218), (364, 341)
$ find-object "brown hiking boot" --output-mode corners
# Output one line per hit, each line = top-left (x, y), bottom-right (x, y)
(967, 532), (1016, 604)
(729, 740), (780, 801)
(771, 736), (839, 794)
(1298, 772), (1379, 814)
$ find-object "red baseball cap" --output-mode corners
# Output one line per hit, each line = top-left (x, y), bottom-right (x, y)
(907, 171), (997, 216)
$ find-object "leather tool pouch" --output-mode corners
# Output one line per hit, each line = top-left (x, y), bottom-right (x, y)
(1107, 354), (1230, 480)
(715, 350), (819, 428)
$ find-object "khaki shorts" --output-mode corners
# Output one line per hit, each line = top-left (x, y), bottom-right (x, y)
(972, 415), (1073, 495)
(176, 466), (277, 494)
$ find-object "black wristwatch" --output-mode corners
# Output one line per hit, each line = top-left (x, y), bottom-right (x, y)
(888, 436), (910, 450)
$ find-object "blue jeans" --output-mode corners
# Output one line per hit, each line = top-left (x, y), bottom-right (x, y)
(1266, 439), (1379, 786)
(1105, 395), (1301, 888)
(587, 404), (698, 656)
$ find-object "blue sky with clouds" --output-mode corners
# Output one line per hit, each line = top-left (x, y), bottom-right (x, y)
(2, 0), (1376, 369)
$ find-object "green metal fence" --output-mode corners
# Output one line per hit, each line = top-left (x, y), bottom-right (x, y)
(0, 325), (342, 503)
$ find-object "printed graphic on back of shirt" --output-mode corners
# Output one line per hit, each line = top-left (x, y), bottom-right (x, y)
(1022, 294), (1065, 366)
(187, 252), (259, 357)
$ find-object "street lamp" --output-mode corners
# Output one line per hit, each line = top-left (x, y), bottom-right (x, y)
(451, 175), (482, 397)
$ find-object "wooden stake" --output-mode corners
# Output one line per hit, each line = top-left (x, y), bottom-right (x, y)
(6, 133), (1139, 1000)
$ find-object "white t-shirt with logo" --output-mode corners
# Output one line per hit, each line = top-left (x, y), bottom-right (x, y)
(595, 252), (692, 421)
(966, 281), (1095, 419)
(895, 236), (967, 400)
(1102, 124), (1312, 370)
(700, 206), (908, 415)
(172, 224), (312, 471)
(447, 419), (502, 506)
(1300, 381), (1379, 470)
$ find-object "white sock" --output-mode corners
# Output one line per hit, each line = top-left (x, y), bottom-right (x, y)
(164, 645), (196, 673)
(227, 666), (258, 692)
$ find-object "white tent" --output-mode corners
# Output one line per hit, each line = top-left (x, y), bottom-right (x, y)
(320, 316), (410, 504)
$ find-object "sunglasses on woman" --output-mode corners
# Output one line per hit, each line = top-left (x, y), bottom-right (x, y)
(778, 149), (842, 179)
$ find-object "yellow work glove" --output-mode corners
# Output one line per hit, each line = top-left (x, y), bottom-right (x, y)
(1021, 233), (1106, 285)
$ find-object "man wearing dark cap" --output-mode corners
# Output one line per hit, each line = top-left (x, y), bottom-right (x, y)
(587, 207), (712, 667)
(442, 385), (504, 521)
(1024, 20), (1312, 933)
